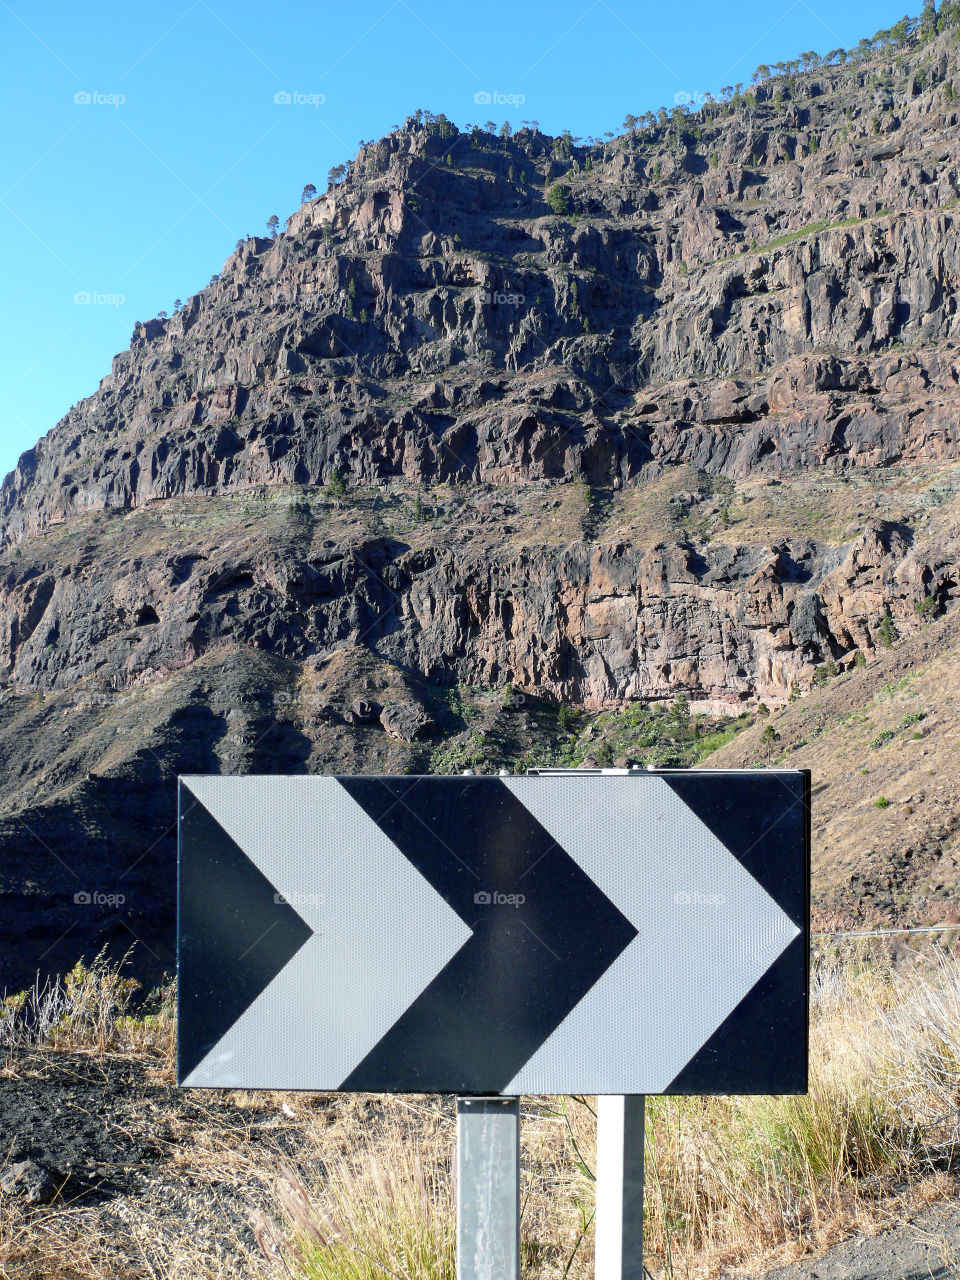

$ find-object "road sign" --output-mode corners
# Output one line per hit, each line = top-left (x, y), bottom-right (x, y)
(177, 770), (809, 1094)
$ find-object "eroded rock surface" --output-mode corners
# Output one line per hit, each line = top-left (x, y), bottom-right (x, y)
(3, 29), (960, 985)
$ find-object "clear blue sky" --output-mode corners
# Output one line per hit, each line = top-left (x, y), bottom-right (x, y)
(0, 0), (914, 481)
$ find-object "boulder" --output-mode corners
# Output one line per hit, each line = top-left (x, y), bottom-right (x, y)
(379, 702), (436, 741)
(0, 1159), (56, 1204)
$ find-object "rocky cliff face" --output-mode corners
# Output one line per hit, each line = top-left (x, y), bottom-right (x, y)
(7, 40), (960, 538)
(2, 25), (960, 986)
(1, 485), (956, 709)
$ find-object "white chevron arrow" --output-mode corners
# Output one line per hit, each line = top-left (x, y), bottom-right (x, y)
(179, 777), (471, 1089)
(502, 776), (800, 1094)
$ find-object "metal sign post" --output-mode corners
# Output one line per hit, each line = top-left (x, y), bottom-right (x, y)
(596, 1094), (646, 1280)
(456, 1097), (520, 1280)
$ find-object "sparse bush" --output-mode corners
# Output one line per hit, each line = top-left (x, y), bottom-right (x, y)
(760, 725), (781, 745)
(876, 613), (899, 647)
(428, 730), (485, 775)
(874, 795), (890, 808)
(0, 947), (173, 1059)
(812, 659), (838, 686)
(669, 691), (691, 735)
(915, 594), (939, 620)
(366, 508), (387, 536)
(546, 182), (570, 215)
(287, 498), (313, 525)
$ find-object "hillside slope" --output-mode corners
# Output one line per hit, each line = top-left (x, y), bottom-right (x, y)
(2, 22), (960, 985)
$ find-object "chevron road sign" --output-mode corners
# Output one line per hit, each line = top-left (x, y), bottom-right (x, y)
(177, 770), (809, 1094)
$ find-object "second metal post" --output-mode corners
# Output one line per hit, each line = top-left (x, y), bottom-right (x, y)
(595, 1094), (646, 1279)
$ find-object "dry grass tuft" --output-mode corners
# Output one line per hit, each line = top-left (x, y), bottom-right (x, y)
(0, 947), (174, 1064)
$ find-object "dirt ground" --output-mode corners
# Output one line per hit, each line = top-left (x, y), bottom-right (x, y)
(757, 1200), (960, 1279)
(0, 1048), (293, 1277)
(3, 1046), (960, 1280)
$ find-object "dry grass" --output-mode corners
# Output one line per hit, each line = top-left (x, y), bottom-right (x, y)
(4, 946), (960, 1278)
(0, 1197), (250, 1280)
(251, 1095), (596, 1280)
(633, 942), (960, 1275)
(0, 1197), (136, 1280)
(0, 948), (174, 1063)
(257, 943), (960, 1279)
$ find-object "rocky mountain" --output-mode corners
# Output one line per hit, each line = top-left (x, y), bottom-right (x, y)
(3, 16), (960, 989)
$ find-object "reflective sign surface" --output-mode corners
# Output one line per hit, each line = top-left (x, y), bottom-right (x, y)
(178, 771), (809, 1094)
